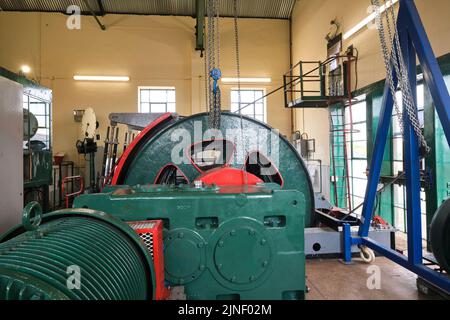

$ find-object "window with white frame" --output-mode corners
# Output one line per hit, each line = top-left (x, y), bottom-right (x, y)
(231, 89), (266, 122)
(139, 87), (176, 113)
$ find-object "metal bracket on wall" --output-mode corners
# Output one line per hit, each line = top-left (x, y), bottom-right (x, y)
(82, 0), (106, 31)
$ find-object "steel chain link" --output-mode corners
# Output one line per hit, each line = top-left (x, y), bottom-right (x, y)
(372, 0), (430, 155)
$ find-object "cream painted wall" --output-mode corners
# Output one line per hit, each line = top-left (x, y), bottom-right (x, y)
(291, 0), (450, 166)
(0, 12), (291, 164)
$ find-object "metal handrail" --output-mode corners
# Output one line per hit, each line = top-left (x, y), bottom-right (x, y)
(62, 176), (84, 208)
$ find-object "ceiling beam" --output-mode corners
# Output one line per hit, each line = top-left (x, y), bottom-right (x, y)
(97, 0), (105, 16)
(82, 0), (106, 30)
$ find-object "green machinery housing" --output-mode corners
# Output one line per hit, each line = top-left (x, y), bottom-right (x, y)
(76, 112), (313, 300)
(74, 184), (306, 300)
(0, 112), (313, 300)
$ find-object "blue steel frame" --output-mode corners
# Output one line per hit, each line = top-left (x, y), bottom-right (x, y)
(343, 0), (450, 293)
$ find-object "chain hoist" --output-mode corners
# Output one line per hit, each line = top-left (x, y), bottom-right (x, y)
(372, 0), (430, 156)
(233, 0), (249, 186)
(206, 0), (221, 129)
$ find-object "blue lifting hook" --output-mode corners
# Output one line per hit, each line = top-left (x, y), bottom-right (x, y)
(210, 68), (222, 94)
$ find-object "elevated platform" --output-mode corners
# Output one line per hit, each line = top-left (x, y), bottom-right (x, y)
(287, 96), (347, 108)
(283, 55), (357, 109)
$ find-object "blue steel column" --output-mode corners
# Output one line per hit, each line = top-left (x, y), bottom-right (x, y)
(343, 223), (352, 263)
(403, 0), (450, 146)
(399, 10), (423, 264)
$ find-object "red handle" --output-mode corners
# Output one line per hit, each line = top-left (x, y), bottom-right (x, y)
(61, 176), (85, 208)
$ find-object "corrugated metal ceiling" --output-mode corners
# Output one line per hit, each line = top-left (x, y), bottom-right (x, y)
(0, 0), (297, 19)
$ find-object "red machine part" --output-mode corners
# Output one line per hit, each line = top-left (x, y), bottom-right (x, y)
(195, 167), (263, 187)
(127, 220), (169, 300)
(61, 176), (84, 208)
(372, 215), (388, 226)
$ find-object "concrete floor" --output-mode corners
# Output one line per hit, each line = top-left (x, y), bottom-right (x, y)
(306, 257), (433, 300)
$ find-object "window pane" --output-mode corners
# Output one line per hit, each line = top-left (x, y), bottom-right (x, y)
(141, 103), (150, 113)
(392, 117), (402, 135)
(345, 142), (351, 160)
(393, 161), (403, 175)
(150, 90), (167, 102)
(353, 197), (364, 215)
(393, 185), (405, 207)
(352, 160), (367, 179)
(394, 206), (405, 232)
(421, 214), (427, 240)
(241, 105), (254, 116)
(141, 90), (150, 103)
(139, 88), (175, 113)
(352, 141), (367, 158)
(30, 103), (46, 115)
(255, 103), (264, 115)
(231, 90), (239, 102)
(255, 90), (263, 99)
(344, 107), (350, 124)
(241, 91), (255, 103)
(352, 178), (367, 198)
(35, 116), (47, 128)
(231, 89), (265, 123)
(420, 191), (427, 213)
(352, 122), (366, 141)
(417, 84), (424, 110)
(351, 102), (366, 123)
(393, 138), (403, 161)
(150, 103), (167, 113)
(167, 90), (176, 103)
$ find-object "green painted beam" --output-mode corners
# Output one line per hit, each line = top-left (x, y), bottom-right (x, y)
(195, 0), (205, 53)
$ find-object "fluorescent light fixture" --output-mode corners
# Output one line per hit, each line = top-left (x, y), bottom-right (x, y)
(343, 0), (398, 40)
(73, 75), (130, 82)
(21, 65), (31, 74)
(221, 77), (271, 84)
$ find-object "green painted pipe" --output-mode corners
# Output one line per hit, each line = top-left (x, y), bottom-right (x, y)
(0, 203), (155, 300)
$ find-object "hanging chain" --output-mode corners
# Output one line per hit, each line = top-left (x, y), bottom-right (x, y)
(384, 0), (430, 154)
(372, 0), (430, 155)
(371, 0), (404, 134)
(204, 46), (209, 111)
(215, 0), (221, 68)
(234, 0), (242, 108)
(233, 0), (248, 185)
(207, 0), (215, 116)
(206, 0), (221, 129)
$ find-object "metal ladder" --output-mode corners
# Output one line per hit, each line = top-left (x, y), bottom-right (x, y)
(329, 101), (353, 211)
